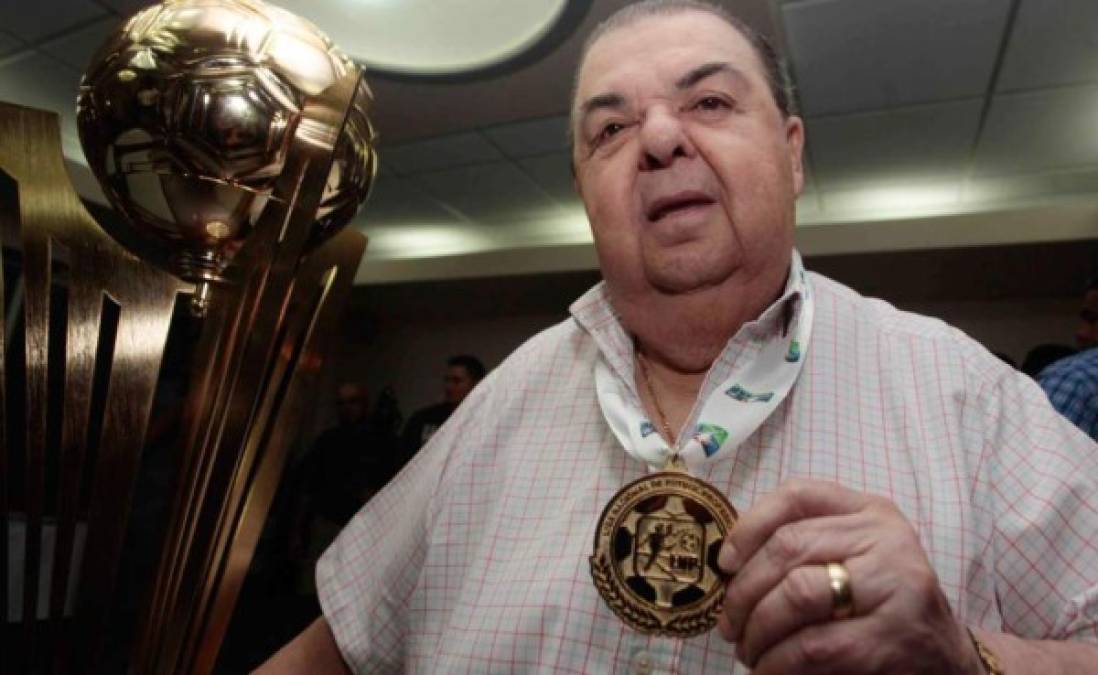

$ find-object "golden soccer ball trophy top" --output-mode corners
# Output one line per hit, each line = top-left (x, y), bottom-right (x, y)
(77, 0), (378, 311)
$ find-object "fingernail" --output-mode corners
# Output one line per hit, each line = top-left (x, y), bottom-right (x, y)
(718, 541), (738, 571)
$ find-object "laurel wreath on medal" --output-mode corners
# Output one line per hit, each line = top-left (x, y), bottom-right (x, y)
(590, 553), (720, 637)
(590, 554), (662, 632)
(664, 602), (720, 636)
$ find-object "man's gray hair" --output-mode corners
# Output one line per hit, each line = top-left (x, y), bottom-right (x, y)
(570, 0), (797, 144)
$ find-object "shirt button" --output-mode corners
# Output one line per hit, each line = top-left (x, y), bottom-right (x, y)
(632, 650), (654, 675)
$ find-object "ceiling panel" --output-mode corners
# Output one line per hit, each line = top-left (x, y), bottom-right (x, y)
(416, 161), (563, 222)
(355, 177), (465, 227)
(277, 0), (569, 77)
(483, 115), (570, 158)
(374, 162), (396, 179)
(965, 168), (1098, 206)
(819, 180), (961, 216)
(96, 0), (157, 15)
(782, 0), (1011, 115)
(0, 0), (1092, 281)
(517, 151), (577, 206)
(383, 131), (504, 175)
(0, 31), (23, 57)
(997, 0), (1098, 92)
(0, 0), (108, 42)
(975, 85), (1098, 176)
(39, 17), (118, 71)
(806, 99), (982, 191)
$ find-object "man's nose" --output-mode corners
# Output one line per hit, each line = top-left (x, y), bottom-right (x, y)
(638, 107), (693, 170)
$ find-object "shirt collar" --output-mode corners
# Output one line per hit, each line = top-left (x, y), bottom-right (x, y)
(570, 249), (810, 398)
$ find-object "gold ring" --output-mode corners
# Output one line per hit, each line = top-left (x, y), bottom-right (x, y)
(826, 562), (854, 620)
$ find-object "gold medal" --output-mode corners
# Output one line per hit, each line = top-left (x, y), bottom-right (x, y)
(589, 465), (737, 637)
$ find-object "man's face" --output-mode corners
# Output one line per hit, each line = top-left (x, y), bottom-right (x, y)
(571, 11), (804, 298)
(444, 366), (476, 405)
(335, 384), (366, 425)
(1077, 289), (1098, 350)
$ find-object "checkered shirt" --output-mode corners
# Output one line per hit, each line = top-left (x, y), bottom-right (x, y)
(317, 271), (1098, 674)
(1039, 348), (1098, 441)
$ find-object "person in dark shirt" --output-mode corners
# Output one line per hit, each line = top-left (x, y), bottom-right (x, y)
(303, 383), (379, 524)
(400, 355), (486, 461)
(292, 383), (384, 590)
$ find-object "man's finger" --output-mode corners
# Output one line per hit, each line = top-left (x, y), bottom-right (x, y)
(721, 512), (874, 639)
(750, 615), (887, 675)
(736, 555), (876, 667)
(720, 479), (873, 573)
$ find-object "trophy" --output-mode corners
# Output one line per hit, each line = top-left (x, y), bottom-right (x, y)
(0, 1), (376, 672)
(77, 0), (377, 315)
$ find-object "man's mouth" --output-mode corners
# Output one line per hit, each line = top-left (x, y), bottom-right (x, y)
(645, 191), (716, 222)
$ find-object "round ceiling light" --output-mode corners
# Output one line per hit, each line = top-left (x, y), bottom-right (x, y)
(277, 0), (582, 78)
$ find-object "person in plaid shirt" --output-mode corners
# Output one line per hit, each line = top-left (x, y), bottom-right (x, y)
(260, 2), (1098, 673)
(1039, 278), (1098, 440)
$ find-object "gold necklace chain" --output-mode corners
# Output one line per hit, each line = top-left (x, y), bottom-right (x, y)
(636, 350), (675, 446)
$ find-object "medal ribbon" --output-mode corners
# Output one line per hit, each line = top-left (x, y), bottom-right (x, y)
(595, 252), (814, 470)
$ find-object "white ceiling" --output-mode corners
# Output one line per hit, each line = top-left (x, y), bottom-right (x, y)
(276, 0), (570, 76)
(0, 0), (1096, 284)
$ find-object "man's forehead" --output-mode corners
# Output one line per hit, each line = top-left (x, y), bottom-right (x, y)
(576, 10), (761, 98)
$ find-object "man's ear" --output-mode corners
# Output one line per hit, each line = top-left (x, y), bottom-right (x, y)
(785, 115), (805, 196)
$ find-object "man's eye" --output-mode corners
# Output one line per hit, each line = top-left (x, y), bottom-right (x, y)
(694, 96), (730, 111)
(597, 122), (626, 143)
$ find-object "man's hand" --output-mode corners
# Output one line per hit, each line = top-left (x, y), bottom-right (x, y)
(716, 479), (984, 675)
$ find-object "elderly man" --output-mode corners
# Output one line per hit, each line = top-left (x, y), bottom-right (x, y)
(260, 1), (1098, 673)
